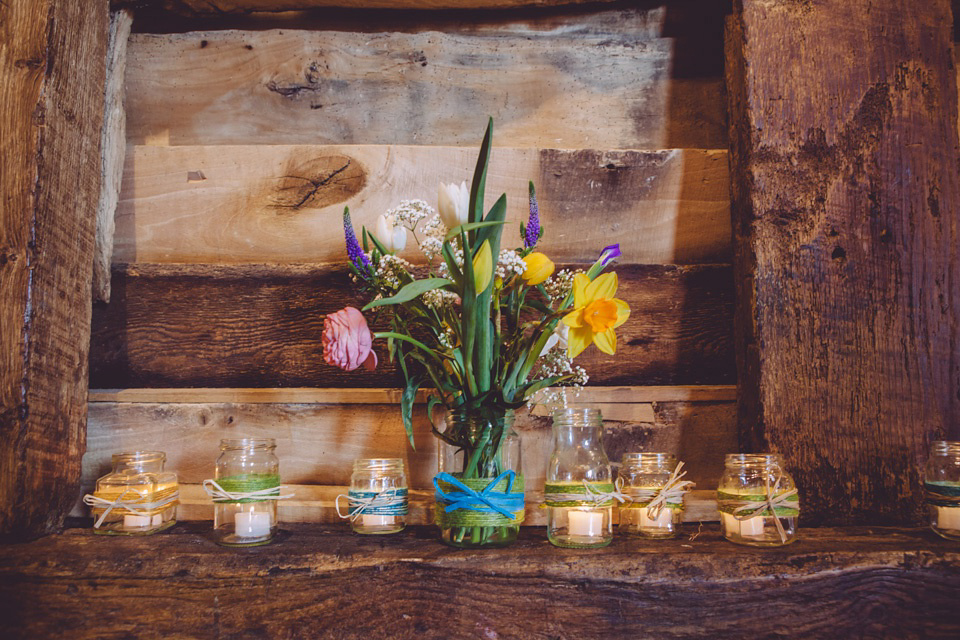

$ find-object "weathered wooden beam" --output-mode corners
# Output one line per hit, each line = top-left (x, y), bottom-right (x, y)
(115, 145), (731, 266)
(2, 524), (959, 638)
(80, 391), (735, 494)
(727, 0), (960, 525)
(89, 263), (735, 388)
(123, 25), (726, 150)
(0, 1), (107, 539)
(93, 10), (133, 304)
(114, 0), (621, 15)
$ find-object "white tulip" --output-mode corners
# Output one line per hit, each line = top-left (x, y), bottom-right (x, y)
(539, 324), (570, 358)
(438, 181), (470, 230)
(374, 213), (407, 253)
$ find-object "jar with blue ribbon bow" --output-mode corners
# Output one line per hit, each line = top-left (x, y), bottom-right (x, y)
(435, 409), (523, 548)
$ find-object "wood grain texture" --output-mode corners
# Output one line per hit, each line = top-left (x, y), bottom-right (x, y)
(93, 10), (133, 304)
(80, 394), (735, 500)
(115, 145), (731, 266)
(88, 263), (735, 388)
(155, 484), (721, 524)
(727, 0), (960, 525)
(123, 24), (726, 149)
(86, 385), (738, 404)
(0, 0), (107, 540)
(2, 524), (960, 639)
(115, 0), (620, 12)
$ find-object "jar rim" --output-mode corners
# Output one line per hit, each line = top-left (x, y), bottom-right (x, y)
(621, 452), (677, 465)
(220, 438), (276, 450)
(111, 450), (166, 463)
(931, 441), (960, 455)
(551, 407), (603, 426)
(724, 453), (782, 466)
(353, 458), (405, 470)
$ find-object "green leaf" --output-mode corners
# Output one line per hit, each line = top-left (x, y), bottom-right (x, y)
(476, 194), (508, 254)
(468, 118), (493, 231)
(366, 227), (390, 256)
(400, 375), (423, 450)
(444, 220), (508, 241)
(363, 278), (452, 310)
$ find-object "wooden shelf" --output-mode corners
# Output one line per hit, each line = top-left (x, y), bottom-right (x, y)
(2, 523), (959, 637)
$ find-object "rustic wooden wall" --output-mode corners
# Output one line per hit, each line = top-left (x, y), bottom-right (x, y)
(727, 0), (960, 526)
(0, 0), (108, 540)
(84, 1), (737, 524)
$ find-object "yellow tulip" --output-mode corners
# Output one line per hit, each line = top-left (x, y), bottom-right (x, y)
(522, 252), (554, 286)
(561, 272), (630, 358)
(472, 240), (493, 293)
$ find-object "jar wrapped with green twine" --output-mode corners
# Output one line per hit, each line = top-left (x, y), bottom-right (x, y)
(207, 438), (284, 547)
(435, 409), (523, 548)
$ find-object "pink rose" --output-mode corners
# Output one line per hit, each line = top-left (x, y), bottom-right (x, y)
(322, 307), (378, 372)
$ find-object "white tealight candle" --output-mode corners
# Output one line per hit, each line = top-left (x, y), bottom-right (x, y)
(937, 506), (960, 532)
(235, 511), (272, 538)
(152, 514), (163, 526)
(639, 507), (673, 530)
(123, 514), (152, 529)
(722, 512), (765, 537)
(362, 514), (392, 527)
(567, 510), (604, 537)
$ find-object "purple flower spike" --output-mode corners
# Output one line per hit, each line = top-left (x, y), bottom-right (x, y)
(600, 244), (621, 266)
(524, 181), (540, 249)
(343, 207), (371, 272)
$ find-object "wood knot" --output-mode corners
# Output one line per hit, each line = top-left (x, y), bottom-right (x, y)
(271, 155), (366, 211)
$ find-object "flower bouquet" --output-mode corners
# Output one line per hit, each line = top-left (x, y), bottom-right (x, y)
(323, 119), (630, 547)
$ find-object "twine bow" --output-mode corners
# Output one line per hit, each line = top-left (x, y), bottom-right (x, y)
(545, 477), (629, 508)
(83, 488), (179, 529)
(627, 461), (695, 519)
(433, 470), (524, 519)
(731, 473), (799, 543)
(202, 479), (294, 503)
(335, 488), (406, 522)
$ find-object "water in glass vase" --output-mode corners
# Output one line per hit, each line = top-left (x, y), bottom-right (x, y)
(435, 409), (524, 548)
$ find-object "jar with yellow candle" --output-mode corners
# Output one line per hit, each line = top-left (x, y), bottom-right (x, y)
(717, 453), (799, 547)
(85, 451), (179, 535)
(925, 441), (960, 540)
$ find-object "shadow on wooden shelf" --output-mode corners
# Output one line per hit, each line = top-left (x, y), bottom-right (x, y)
(1, 523), (959, 638)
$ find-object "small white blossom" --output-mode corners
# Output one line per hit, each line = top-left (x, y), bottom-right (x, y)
(375, 254), (413, 289)
(496, 249), (527, 280)
(422, 288), (459, 309)
(418, 215), (447, 261)
(386, 199), (434, 229)
(545, 268), (578, 299)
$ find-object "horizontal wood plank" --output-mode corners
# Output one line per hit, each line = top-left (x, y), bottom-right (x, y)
(3, 524), (960, 638)
(80, 394), (735, 497)
(116, 0), (621, 12)
(89, 263), (735, 388)
(87, 385), (737, 404)
(115, 145), (730, 266)
(124, 25), (725, 149)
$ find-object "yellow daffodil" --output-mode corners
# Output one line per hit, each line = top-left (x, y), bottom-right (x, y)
(561, 272), (630, 358)
(521, 252), (554, 286)
(472, 240), (493, 293)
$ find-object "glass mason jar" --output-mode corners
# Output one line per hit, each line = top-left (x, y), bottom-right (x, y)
(925, 441), (960, 540)
(88, 451), (178, 535)
(619, 453), (683, 539)
(436, 409), (523, 548)
(213, 438), (280, 547)
(347, 458), (408, 534)
(546, 408), (614, 548)
(718, 454), (799, 547)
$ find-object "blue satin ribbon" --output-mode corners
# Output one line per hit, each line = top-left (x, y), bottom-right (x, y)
(433, 470), (524, 519)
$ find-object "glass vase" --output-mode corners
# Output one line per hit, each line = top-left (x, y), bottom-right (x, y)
(546, 408), (615, 548)
(347, 458), (408, 534)
(619, 453), (684, 539)
(212, 438), (280, 547)
(717, 453), (799, 547)
(925, 441), (960, 540)
(88, 451), (178, 535)
(436, 408), (523, 548)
